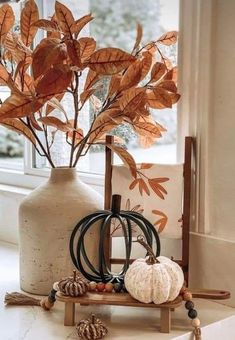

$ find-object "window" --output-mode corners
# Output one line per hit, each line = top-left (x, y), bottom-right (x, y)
(0, 0), (180, 186)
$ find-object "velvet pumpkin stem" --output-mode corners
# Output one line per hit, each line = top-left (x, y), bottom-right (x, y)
(134, 235), (159, 265)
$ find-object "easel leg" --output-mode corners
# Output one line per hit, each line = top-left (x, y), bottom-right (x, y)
(64, 302), (75, 326)
(160, 308), (171, 333)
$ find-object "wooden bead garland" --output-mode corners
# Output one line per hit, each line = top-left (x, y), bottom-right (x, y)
(181, 286), (202, 340)
(76, 314), (108, 340)
(58, 270), (89, 297)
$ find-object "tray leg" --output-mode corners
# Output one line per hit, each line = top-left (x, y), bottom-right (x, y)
(64, 302), (75, 326)
(160, 308), (171, 333)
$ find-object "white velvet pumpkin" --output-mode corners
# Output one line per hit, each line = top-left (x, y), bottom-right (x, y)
(124, 255), (184, 304)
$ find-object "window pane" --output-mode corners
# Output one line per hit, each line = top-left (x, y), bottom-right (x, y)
(0, 2), (24, 171)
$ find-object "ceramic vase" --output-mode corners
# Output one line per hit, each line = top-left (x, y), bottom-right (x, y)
(19, 167), (103, 295)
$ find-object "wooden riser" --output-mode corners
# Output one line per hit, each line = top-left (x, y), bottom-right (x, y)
(56, 291), (183, 333)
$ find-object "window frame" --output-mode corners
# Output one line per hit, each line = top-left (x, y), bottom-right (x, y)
(0, 0), (208, 191)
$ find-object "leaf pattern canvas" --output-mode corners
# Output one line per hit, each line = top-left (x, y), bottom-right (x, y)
(111, 163), (183, 239)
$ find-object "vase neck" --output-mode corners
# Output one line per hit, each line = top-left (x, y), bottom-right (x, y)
(49, 167), (77, 183)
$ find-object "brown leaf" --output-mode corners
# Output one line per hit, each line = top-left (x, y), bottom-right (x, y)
(38, 116), (72, 132)
(0, 94), (47, 120)
(152, 210), (168, 233)
(47, 14), (61, 39)
(0, 64), (17, 92)
(158, 80), (177, 93)
(66, 39), (81, 67)
(0, 4), (14, 43)
(132, 23), (143, 52)
(32, 38), (67, 79)
(55, 1), (75, 37)
(108, 74), (121, 98)
(148, 178), (169, 199)
(146, 88), (172, 109)
(78, 37), (96, 63)
(3, 32), (27, 63)
(150, 62), (167, 83)
(163, 67), (178, 82)
(84, 69), (100, 90)
(0, 118), (36, 145)
(133, 121), (162, 139)
(29, 114), (43, 131)
(15, 72), (35, 94)
(170, 92), (181, 104)
(157, 31), (178, 46)
(67, 126), (83, 143)
(20, 0), (39, 46)
(72, 14), (93, 36)
(46, 92), (65, 115)
(89, 48), (136, 75)
(33, 19), (59, 32)
(35, 65), (72, 95)
(139, 178), (150, 196)
(80, 88), (96, 105)
(139, 51), (152, 81)
(106, 144), (137, 178)
(46, 96), (67, 119)
(118, 88), (146, 113)
(120, 59), (143, 91)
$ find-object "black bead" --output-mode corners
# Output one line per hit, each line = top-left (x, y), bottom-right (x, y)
(113, 283), (123, 293)
(185, 300), (194, 310)
(188, 308), (198, 319)
(122, 284), (128, 293)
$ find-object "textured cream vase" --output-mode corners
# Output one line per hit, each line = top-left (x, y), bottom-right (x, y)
(19, 167), (103, 295)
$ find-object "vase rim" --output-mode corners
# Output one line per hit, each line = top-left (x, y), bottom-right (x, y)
(49, 167), (77, 182)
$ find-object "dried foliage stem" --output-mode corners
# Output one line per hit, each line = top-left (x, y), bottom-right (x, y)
(69, 72), (79, 167)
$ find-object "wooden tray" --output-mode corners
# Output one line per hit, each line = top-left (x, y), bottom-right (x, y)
(56, 291), (183, 333)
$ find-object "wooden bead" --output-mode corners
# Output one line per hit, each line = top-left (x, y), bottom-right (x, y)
(188, 308), (197, 319)
(96, 282), (105, 292)
(180, 285), (187, 294)
(105, 282), (113, 292)
(191, 317), (201, 327)
(183, 291), (192, 301)
(185, 300), (194, 310)
(89, 281), (97, 291)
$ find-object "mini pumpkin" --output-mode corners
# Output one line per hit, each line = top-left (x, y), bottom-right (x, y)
(124, 236), (184, 304)
(58, 270), (89, 297)
(76, 314), (108, 340)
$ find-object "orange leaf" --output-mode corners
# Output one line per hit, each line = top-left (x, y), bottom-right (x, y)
(152, 210), (168, 233)
(133, 121), (162, 139)
(0, 118), (36, 145)
(80, 88), (96, 105)
(157, 31), (178, 46)
(120, 59), (143, 91)
(38, 116), (72, 132)
(29, 114), (43, 131)
(138, 178), (150, 196)
(20, 0), (39, 46)
(0, 94), (47, 120)
(132, 23), (143, 52)
(118, 88), (146, 113)
(32, 38), (67, 79)
(140, 163), (153, 169)
(78, 37), (96, 63)
(158, 80), (177, 93)
(148, 178), (169, 199)
(3, 32), (27, 63)
(106, 144), (137, 178)
(163, 67), (178, 82)
(72, 14), (93, 37)
(35, 65), (72, 95)
(55, 1), (75, 37)
(84, 69), (100, 90)
(89, 48), (136, 75)
(0, 4), (14, 43)
(170, 92), (181, 104)
(139, 51), (152, 81)
(129, 178), (140, 190)
(66, 39), (81, 67)
(150, 62), (167, 83)
(33, 19), (59, 32)
(0, 64), (18, 92)
(146, 88), (172, 109)
(108, 74), (121, 98)
(47, 14), (61, 39)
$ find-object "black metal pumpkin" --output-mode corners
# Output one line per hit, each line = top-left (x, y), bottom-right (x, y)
(70, 194), (160, 283)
